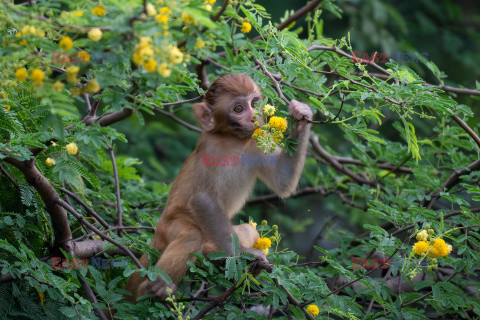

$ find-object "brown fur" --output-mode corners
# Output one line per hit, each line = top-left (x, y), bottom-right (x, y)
(125, 73), (312, 302)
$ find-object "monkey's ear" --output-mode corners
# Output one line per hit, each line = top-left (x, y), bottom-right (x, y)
(193, 102), (215, 131)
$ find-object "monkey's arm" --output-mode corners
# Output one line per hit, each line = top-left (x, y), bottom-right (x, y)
(188, 192), (264, 257)
(258, 100), (312, 198)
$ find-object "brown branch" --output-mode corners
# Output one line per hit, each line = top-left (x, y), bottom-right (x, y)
(254, 58), (290, 105)
(60, 187), (110, 229)
(73, 226), (155, 242)
(3, 158), (73, 253)
(73, 239), (142, 258)
(448, 109), (480, 150)
(106, 144), (123, 236)
(151, 104), (203, 133)
(333, 156), (413, 174)
(162, 96), (203, 106)
(97, 108), (134, 127)
(55, 198), (143, 268)
(212, 0), (229, 22)
(78, 273), (109, 320)
(0, 163), (19, 189)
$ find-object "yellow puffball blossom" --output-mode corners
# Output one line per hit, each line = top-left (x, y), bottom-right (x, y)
(249, 220), (257, 228)
(15, 32), (27, 45)
(53, 81), (65, 92)
(92, 5), (106, 16)
(413, 241), (429, 255)
(31, 69), (45, 85)
(144, 59), (157, 72)
(155, 14), (168, 23)
(428, 238), (450, 258)
(4, 105), (11, 112)
(306, 304), (319, 316)
(252, 128), (264, 139)
(66, 142), (79, 155)
(66, 65), (80, 83)
(241, 22), (252, 33)
(204, 0), (216, 4)
(15, 68), (28, 82)
(78, 51), (90, 63)
(269, 116), (287, 133)
(88, 28), (102, 42)
(46, 158), (56, 166)
(160, 7), (171, 14)
(158, 63), (172, 78)
(416, 230), (428, 241)
(69, 87), (82, 96)
(146, 3), (157, 16)
(195, 38), (205, 50)
(446, 244), (453, 254)
(59, 36), (73, 50)
(182, 13), (196, 24)
(169, 46), (184, 64)
(202, 4), (212, 11)
(263, 104), (275, 116)
(253, 237), (272, 251)
(76, 11), (83, 16)
(85, 79), (100, 93)
(273, 131), (283, 143)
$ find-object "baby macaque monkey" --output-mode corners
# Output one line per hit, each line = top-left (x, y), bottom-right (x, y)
(125, 73), (312, 300)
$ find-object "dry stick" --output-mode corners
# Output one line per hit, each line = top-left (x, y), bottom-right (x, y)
(151, 103), (203, 133)
(106, 144), (123, 236)
(0, 163), (19, 189)
(56, 198), (143, 268)
(60, 187), (110, 229)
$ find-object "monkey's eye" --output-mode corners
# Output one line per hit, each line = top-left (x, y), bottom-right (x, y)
(233, 105), (244, 113)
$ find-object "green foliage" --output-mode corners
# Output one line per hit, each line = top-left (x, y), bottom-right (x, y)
(1, 0), (480, 319)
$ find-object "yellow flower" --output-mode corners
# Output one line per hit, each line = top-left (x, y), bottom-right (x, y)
(78, 51), (90, 63)
(53, 81), (65, 92)
(195, 38), (205, 50)
(241, 22), (252, 33)
(66, 65), (80, 83)
(66, 142), (79, 155)
(416, 230), (428, 241)
(169, 46), (183, 64)
(144, 59), (157, 72)
(204, 0), (216, 4)
(15, 32), (27, 45)
(253, 237), (272, 250)
(306, 304), (319, 316)
(155, 14), (168, 23)
(202, 4), (212, 11)
(428, 238), (450, 258)
(59, 36), (73, 50)
(146, 3), (157, 16)
(69, 87), (82, 96)
(252, 128), (264, 139)
(263, 104), (275, 116)
(92, 5), (106, 16)
(31, 69), (45, 84)
(158, 63), (171, 77)
(85, 79), (100, 93)
(182, 13), (195, 24)
(46, 158), (56, 166)
(4, 105), (10, 112)
(412, 241), (429, 255)
(76, 11), (83, 16)
(160, 7), (171, 14)
(273, 131), (283, 143)
(249, 220), (257, 228)
(15, 68), (28, 82)
(269, 116), (287, 133)
(88, 28), (102, 42)
(446, 244), (453, 254)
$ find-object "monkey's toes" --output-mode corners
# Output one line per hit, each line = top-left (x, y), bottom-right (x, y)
(146, 278), (177, 300)
(249, 257), (274, 277)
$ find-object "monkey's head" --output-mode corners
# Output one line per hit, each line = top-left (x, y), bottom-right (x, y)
(194, 73), (263, 139)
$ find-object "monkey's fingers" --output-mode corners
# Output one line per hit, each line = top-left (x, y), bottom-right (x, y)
(145, 277), (177, 300)
(249, 258), (274, 277)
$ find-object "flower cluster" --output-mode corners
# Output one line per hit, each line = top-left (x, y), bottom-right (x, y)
(252, 104), (287, 153)
(250, 219), (279, 256)
(45, 143), (79, 167)
(306, 304), (319, 316)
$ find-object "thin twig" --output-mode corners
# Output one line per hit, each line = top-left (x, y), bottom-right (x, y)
(60, 187), (110, 229)
(212, 0), (229, 22)
(106, 143), (123, 236)
(0, 163), (19, 189)
(152, 103), (202, 133)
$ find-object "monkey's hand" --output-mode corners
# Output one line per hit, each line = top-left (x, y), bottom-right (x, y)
(242, 247), (274, 277)
(141, 276), (177, 301)
(289, 100), (313, 121)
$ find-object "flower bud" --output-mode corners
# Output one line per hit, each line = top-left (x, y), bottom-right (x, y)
(428, 229), (434, 235)
(261, 220), (267, 226)
(272, 225), (278, 231)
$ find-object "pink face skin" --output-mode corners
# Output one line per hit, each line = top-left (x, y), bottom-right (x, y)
(223, 93), (263, 139)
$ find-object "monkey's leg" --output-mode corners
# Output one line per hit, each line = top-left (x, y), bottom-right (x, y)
(140, 221), (203, 300)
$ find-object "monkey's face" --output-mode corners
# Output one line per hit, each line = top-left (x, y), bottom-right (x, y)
(217, 92), (263, 139)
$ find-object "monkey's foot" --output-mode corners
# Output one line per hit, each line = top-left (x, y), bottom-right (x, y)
(249, 257), (274, 277)
(144, 277), (177, 300)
